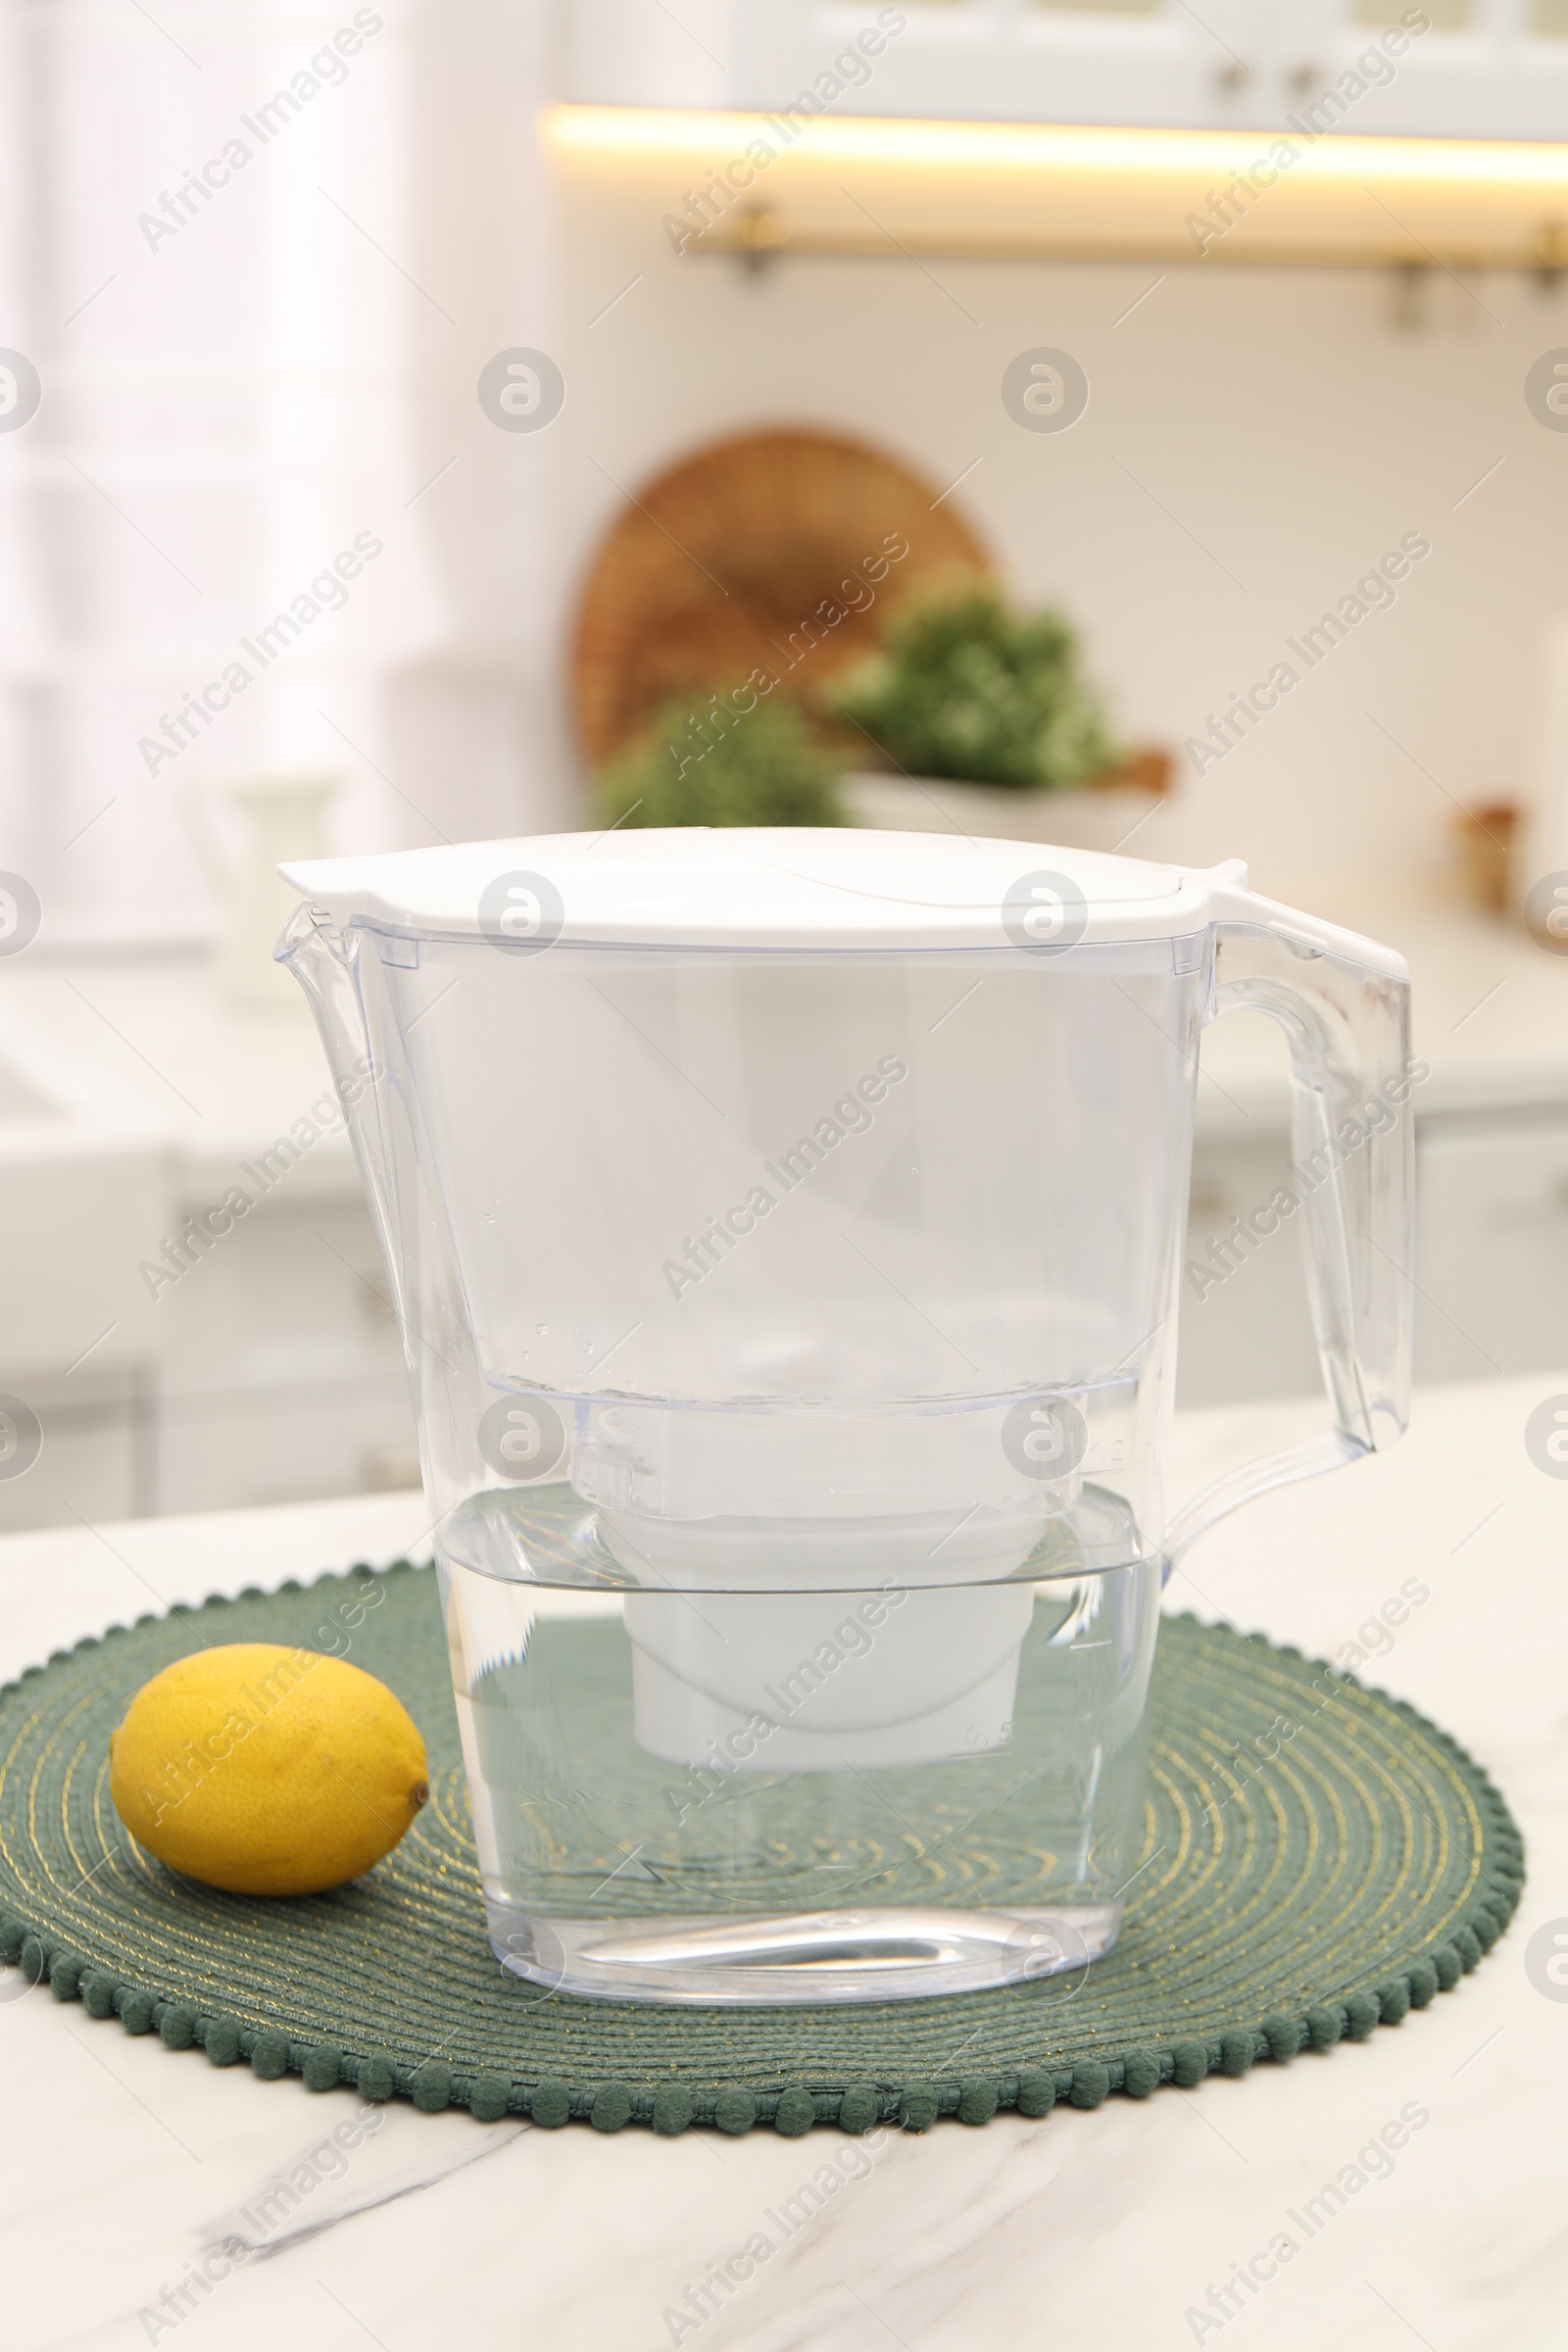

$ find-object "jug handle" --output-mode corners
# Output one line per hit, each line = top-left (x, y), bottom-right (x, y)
(1162, 884), (1415, 1574)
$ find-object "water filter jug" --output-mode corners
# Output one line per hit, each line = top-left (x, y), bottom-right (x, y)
(278, 828), (1412, 2002)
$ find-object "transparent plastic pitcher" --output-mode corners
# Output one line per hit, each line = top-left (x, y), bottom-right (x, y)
(277, 829), (1412, 2004)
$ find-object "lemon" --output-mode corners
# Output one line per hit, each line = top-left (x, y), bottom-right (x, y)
(109, 1642), (428, 1896)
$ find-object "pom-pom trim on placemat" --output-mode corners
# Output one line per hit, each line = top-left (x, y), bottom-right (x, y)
(0, 1565), (1524, 2135)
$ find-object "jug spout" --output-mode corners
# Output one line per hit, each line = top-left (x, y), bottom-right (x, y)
(273, 897), (365, 1061)
(273, 900), (404, 1328)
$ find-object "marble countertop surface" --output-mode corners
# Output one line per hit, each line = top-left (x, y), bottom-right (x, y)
(1, 1374), (1562, 2352)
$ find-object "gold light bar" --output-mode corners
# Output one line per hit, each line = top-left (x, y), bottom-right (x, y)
(546, 103), (1568, 270)
(549, 105), (1568, 189)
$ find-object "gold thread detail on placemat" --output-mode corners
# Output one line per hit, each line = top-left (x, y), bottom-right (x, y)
(0, 1569), (1525, 2135)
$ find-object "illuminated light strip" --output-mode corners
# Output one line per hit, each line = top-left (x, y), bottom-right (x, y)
(545, 102), (1568, 192)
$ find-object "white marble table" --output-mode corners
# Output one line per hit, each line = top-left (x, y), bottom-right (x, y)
(1, 1377), (1561, 2352)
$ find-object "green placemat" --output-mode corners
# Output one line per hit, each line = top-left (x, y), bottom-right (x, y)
(0, 1562), (1523, 2135)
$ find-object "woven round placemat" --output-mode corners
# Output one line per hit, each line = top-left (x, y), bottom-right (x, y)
(0, 1562), (1522, 2136)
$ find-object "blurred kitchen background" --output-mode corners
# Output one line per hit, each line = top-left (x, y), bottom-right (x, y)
(3, 0), (1568, 1527)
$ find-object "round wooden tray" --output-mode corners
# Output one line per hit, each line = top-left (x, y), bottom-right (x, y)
(570, 427), (991, 766)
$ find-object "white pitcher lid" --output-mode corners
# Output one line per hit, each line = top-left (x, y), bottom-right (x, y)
(280, 827), (1255, 951)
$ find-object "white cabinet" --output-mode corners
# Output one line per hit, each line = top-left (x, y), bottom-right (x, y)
(562, 0), (1568, 139)
(1176, 1136), (1321, 1408)
(153, 1194), (416, 1515)
(1413, 1112), (1568, 1382)
(564, 0), (1278, 126)
(1283, 0), (1568, 140)
(0, 1189), (418, 1534)
(1177, 1109), (1568, 1410)
(0, 1370), (149, 1535)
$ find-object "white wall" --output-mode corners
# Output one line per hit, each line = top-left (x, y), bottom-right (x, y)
(14, 12), (1568, 932)
(542, 139), (1568, 904)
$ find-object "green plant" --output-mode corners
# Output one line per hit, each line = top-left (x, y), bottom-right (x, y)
(596, 688), (847, 829)
(826, 580), (1120, 789)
